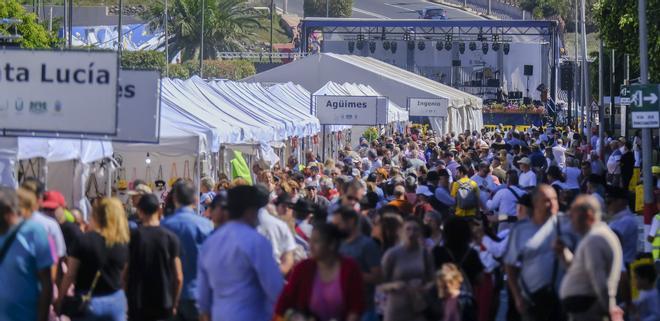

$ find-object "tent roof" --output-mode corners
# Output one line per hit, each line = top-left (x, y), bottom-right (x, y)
(244, 53), (482, 111)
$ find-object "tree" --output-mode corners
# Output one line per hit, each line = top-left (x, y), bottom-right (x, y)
(121, 51), (167, 70)
(304, 0), (353, 17)
(144, 0), (261, 62)
(594, 0), (660, 83)
(0, 0), (58, 48)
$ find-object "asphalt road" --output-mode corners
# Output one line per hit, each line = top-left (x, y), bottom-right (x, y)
(277, 0), (483, 20)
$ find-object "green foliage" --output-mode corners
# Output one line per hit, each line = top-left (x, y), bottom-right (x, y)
(362, 127), (379, 143)
(121, 51), (166, 70)
(520, 0), (567, 19)
(184, 59), (256, 80)
(594, 0), (660, 83)
(303, 0), (353, 17)
(143, 0), (261, 62)
(0, 0), (58, 48)
(167, 63), (191, 79)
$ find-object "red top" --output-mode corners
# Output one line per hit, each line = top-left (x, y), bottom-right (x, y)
(275, 257), (366, 319)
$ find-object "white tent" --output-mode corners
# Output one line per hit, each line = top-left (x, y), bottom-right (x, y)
(245, 53), (483, 134)
(0, 137), (113, 215)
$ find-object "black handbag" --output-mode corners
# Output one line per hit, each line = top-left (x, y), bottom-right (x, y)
(61, 270), (102, 317)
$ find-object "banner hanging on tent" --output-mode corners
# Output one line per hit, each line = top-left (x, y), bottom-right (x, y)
(4, 69), (161, 143)
(0, 49), (119, 135)
(314, 95), (388, 125)
(407, 97), (449, 117)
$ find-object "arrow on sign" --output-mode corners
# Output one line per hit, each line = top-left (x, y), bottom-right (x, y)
(644, 93), (658, 104)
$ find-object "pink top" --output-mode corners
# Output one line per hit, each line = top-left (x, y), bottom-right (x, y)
(309, 270), (345, 321)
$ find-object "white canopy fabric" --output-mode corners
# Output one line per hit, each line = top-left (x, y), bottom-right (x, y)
(313, 81), (409, 124)
(245, 53), (483, 134)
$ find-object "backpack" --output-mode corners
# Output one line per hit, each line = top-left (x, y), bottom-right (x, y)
(456, 180), (478, 210)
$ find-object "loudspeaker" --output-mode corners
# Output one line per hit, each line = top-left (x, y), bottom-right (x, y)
(487, 79), (500, 87)
(524, 65), (533, 76)
(560, 64), (574, 91)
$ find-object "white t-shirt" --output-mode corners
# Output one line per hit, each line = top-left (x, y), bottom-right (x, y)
(519, 170), (537, 188)
(257, 208), (296, 265)
(552, 145), (567, 169)
(563, 166), (581, 190)
(31, 212), (66, 258)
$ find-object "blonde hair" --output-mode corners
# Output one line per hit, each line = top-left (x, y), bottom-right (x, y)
(93, 198), (130, 247)
(437, 263), (464, 284)
(17, 187), (37, 216)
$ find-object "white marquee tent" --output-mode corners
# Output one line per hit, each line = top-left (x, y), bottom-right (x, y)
(245, 53), (483, 134)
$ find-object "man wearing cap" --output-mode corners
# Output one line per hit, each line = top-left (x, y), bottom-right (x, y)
(197, 185), (284, 321)
(471, 162), (499, 206)
(487, 171), (526, 231)
(605, 185), (640, 266)
(303, 180), (329, 210)
(517, 157), (537, 189)
(127, 184), (152, 228)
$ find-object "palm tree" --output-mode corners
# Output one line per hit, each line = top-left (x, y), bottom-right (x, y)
(144, 0), (261, 61)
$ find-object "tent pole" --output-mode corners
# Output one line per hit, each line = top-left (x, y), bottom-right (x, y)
(321, 125), (326, 161)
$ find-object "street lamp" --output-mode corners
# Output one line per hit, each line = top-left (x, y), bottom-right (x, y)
(200, 0), (205, 77)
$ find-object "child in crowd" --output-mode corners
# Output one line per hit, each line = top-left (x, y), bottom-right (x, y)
(425, 263), (477, 321)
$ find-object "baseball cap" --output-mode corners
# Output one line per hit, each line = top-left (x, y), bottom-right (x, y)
(127, 183), (152, 196)
(517, 157), (532, 165)
(42, 190), (67, 210)
(415, 185), (434, 197)
(516, 193), (533, 208)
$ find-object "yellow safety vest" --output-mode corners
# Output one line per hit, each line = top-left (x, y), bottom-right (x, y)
(653, 214), (660, 261)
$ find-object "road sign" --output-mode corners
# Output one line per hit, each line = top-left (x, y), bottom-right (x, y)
(620, 85), (631, 105)
(628, 84), (660, 128)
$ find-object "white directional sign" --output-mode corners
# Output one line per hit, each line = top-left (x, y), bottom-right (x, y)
(314, 95), (388, 125)
(407, 97), (449, 117)
(0, 50), (118, 135)
(628, 84), (660, 128)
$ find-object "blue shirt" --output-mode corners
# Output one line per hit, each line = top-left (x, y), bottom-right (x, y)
(162, 207), (214, 300)
(608, 208), (639, 264)
(0, 219), (53, 321)
(197, 221), (284, 321)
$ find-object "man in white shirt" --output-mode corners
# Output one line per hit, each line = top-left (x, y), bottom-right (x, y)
(486, 170), (527, 217)
(558, 195), (623, 321)
(517, 157), (537, 189)
(562, 158), (581, 191)
(552, 139), (567, 169)
(257, 195), (297, 275)
(471, 162), (499, 207)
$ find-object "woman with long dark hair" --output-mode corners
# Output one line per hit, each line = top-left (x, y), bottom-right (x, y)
(275, 223), (365, 321)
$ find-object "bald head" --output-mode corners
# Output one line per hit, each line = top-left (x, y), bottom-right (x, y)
(570, 195), (602, 234)
(531, 184), (558, 224)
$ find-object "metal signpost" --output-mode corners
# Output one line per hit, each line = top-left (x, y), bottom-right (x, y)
(627, 84), (660, 129)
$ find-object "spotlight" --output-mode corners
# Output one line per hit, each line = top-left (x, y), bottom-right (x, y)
(356, 40), (364, 50)
(436, 41), (444, 51)
(417, 40), (425, 51)
(348, 41), (355, 53)
(469, 42), (476, 51)
(482, 42), (489, 54)
(369, 41), (376, 53)
(383, 41), (391, 50)
(459, 42), (465, 54)
(503, 43), (510, 55)
(408, 40), (415, 50)
(445, 41), (452, 51)
(492, 42), (500, 52)
(391, 41), (398, 53)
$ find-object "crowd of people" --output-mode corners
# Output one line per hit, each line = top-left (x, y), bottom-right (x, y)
(1, 124), (659, 321)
